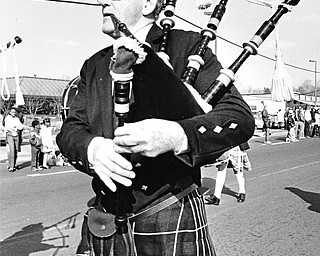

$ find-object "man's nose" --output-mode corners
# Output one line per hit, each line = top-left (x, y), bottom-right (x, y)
(97, 0), (111, 6)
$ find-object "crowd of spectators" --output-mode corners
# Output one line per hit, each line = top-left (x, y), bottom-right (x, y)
(2, 107), (70, 172)
(282, 106), (320, 142)
(28, 117), (70, 171)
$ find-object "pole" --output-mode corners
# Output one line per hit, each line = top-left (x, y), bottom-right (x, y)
(309, 60), (317, 106)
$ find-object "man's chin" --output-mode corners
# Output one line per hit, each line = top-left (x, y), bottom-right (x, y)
(102, 28), (121, 39)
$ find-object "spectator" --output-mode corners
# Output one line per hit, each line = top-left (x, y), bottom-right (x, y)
(304, 105), (312, 137)
(2, 106), (25, 152)
(313, 108), (320, 137)
(284, 107), (290, 130)
(277, 108), (285, 129)
(40, 118), (55, 169)
(286, 109), (298, 142)
(54, 150), (70, 167)
(4, 107), (24, 172)
(29, 120), (42, 172)
(310, 106), (316, 122)
(261, 101), (271, 144)
(16, 105), (25, 151)
(295, 106), (305, 139)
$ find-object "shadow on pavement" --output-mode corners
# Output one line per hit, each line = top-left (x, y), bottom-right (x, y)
(17, 160), (31, 169)
(0, 213), (80, 256)
(285, 187), (320, 214)
(201, 177), (238, 199)
(221, 186), (239, 199)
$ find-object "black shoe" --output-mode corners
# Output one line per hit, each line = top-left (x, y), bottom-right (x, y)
(237, 193), (246, 203)
(204, 195), (220, 205)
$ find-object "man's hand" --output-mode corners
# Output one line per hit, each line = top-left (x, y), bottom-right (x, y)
(88, 137), (135, 192)
(113, 119), (187, 157)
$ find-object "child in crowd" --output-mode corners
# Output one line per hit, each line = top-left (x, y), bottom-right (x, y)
(40, 118), (55, 169)
(54, 150), (71, 166)
(29, 120), (42, 172)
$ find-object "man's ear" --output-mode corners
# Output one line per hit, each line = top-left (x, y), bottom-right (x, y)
(142, 0), (158, 16)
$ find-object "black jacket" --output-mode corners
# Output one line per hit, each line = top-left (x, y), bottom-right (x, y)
(56, 24), (255, 213)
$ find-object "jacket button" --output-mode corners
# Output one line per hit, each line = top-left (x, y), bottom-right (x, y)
(134, 162), (142, 168)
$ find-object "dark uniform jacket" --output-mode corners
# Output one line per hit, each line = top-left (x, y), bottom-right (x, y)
(56, 24), (255, 214)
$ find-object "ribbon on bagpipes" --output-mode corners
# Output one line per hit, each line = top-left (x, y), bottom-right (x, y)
(1, 36), (24, 106)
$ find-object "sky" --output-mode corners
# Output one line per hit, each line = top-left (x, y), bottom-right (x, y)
(1, 0), (319, 93)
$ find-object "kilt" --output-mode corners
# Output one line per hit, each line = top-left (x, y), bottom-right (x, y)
(132, 188), (216, 256)
(76, 188), (216, 256)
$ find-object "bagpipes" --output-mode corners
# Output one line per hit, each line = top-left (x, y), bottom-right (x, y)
(110, 0), (301, 128)
(109, 0), (299, 251)
(106, 1), (232, 253)
(58, 1), (300, 254)
(202, 0), (300, 104)
(110, 0), (231, 127)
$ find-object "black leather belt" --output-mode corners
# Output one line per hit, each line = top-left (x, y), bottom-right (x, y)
(129, 183), (206, 224)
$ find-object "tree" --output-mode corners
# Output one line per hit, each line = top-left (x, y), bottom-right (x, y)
(263, 87), (271, 94)
(24, 96), (46, 116)
(294, 79), (316, 94)
(0, 98), (15, 115)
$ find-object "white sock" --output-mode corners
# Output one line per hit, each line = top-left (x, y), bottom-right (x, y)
(214, 163), (227, 199)
(235, 172), (246, 194)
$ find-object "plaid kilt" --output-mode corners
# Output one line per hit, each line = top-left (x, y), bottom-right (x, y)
(132, 188), (216, 256)
(76, 188), (216, 256)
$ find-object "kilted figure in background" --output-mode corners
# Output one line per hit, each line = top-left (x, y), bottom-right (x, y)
(204, 142), (252, 205)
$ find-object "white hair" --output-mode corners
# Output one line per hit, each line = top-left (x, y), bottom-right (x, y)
(154, 0), (165, 19)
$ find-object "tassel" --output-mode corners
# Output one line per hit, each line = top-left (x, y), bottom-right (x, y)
(270, 25), (294, 102)
(12, 46), (25, 106)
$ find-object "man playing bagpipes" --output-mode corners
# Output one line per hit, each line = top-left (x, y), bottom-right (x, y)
(56, 0), (255, 255)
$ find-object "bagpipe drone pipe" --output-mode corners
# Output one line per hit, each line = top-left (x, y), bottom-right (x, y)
(125, 0), (300, 121)
(62, 0), (301, 144)
(106, 0), (300, 185)
(110, 0), (230, 126)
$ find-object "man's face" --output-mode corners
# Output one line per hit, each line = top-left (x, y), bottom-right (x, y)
(97, 0), (145, 38)
(9, 109), (17, 117)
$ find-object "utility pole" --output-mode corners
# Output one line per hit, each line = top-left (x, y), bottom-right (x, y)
(309, 59), (318, 106)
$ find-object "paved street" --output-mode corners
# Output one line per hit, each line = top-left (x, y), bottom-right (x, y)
(0, 130), (319, 256)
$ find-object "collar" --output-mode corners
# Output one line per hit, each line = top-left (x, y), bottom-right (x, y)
(131, 22), (164, 45)
(132, 23), (154, 43)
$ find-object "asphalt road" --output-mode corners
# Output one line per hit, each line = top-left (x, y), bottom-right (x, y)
(0, 131), (319, 256)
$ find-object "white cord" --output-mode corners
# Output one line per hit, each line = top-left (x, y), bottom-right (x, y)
(1, 46), (10, 101)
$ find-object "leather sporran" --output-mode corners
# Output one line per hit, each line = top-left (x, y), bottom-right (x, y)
(80, 208), (137, 256)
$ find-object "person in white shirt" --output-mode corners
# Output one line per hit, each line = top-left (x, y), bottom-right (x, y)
(40, 118), (55, 169)
(4, 107), (24, 172)
(304, 106), (312, 137)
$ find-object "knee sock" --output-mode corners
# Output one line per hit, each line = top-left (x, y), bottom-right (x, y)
(214, 163), (227, 199)
(235, 172), (246, 194)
